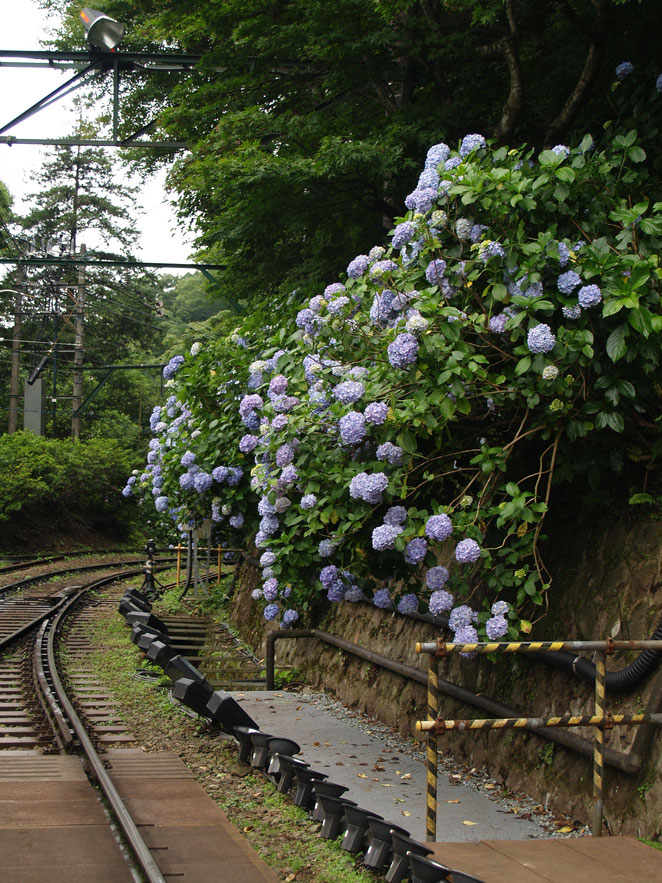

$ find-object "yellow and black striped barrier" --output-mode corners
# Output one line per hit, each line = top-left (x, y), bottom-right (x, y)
(415, 636), (662, 841)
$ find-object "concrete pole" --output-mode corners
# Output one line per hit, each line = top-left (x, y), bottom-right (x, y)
(71, 244), (85, 440)
(8, 267), (23, 434)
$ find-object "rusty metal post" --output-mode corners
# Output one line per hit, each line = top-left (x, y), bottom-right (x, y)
(593, 650), (606, 836)
(217, 545), (221, 583)
(426, 652), (438, 842)
(176, 543), (181, 587)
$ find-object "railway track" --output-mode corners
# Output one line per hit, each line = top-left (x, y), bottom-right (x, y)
(0, 562), (172, 881)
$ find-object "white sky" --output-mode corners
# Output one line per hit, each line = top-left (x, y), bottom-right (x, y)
(0, 0), (195, 268)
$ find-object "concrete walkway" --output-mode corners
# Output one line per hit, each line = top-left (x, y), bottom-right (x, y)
(232, 690), (551, 843)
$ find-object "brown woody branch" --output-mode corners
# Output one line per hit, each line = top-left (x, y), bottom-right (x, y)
(478, 0), (523, 143)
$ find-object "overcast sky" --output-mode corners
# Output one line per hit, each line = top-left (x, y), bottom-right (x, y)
(1, 0), (194, 267)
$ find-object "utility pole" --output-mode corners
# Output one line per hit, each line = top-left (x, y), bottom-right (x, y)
(71, 243), (85, 440)
(8, 266), (23, 434)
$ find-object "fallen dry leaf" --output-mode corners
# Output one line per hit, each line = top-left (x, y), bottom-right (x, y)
(373, 765), (385, 772)
(358, 773), (368, 779)
(402, 811), (412, 816)
(381, 783), (393, 787)
(400, 772), (411, 780)
(312, 741), (320, 746)
(447, 799), (460, 804)
(557, 825), (574, 833)
(484, 784), (496, 790)
(463, 820), (478, 826)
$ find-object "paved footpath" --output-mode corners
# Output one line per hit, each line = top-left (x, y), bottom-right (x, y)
(233, 690), (550, 843)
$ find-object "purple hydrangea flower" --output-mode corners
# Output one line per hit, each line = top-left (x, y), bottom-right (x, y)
(264, 603), (280, 621)
(179, 472), (195, 491)
(279, 465), (299, 485)
(527, 323), (556, 354)
(260, 514), (279, 536)
(372, 588), (392, 609)
(551, 144), (570, 157)
(320, 565), (338, 587)
(397, 593), (419, 614)
(227, 467), (243, 486)
(349, 471), (389, 504)
(384, 505), (407, 525)
(376, 442), (403, 466)
(391, 222), (416, 250)
(327, 579), (346, 602)
(577, 284), (602, 308)
(557, 271), (581, 294)
(276, 443), (295, 467)
(454, 624), (479, 655)
(426, 566), (450, 590)
(272, 414), (288, 431)
(562, 304), (582, 320)
(425, 514), (452, 542)
(301, 493), (318, 510)
(364, 402), (388, 425)
(260, 551), (276, 567)
(387, 333), (419, 369)
(558, 242), (570, 266)
(282, 609), (299, 626)
(333, 380), (365, 405)
(615, 61), (634, 81)
(455, 538), (482, 564)
(339, 411), (367, 446)
(492, 600), (509, 616)
(425, 259), (447, 286)
(263, 578), (279, 601)
(449, 604), (477, 630)
(347, 255), (369, 278)
(372, 524), (402, 551)
(417, 168), (439, 190)
(486, 616), (508, 640)
(489, 313), (508, 333)
(445, 156), (462, 170)
(325, 283), (346, 298)
(239, 393), (263, 416)
(229, 513), (245, 528)
(318, 539), (336, 557)
(251, 588), (263, 600)
(429, 588), (453, 613)
(239, 434), (259, 453)
(460, 133), (486, 157)
(181, 450), (196, 467)
(194, 472), (213, 493)
(405, 537), (428, 565)
(212, 465), (229, 483)
(155, 496), (169, 513)
(425, 143), (451, 168)
(470, 224), (487, 243)
(328, 296), (350, 315)
(657, 73), (662, 93)
(404, 188), (437, 213)
(370, 259), (398, 279)
(269, 374), (288, 396)
(478, 240), (506, 261)
(163, 355), (185, 379)
(258, 497), (275, 517)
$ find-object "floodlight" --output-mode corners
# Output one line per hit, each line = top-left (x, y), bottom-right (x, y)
(80, 8), (126, 51)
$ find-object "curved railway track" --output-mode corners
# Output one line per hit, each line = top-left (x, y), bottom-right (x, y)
(0, 560), (173, 882)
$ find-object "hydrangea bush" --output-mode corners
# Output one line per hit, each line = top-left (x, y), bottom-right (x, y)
(125, 100), (662, 641)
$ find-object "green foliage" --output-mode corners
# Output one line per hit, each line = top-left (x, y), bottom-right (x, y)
(0, 431), (139, 532)
(132, 111), (662, 638)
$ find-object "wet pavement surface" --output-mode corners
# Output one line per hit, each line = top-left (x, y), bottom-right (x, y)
(232, 689), (554, 843)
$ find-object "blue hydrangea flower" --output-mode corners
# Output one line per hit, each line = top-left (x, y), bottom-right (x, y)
(345, 585), (363, 602)
(405, 537), (428, 565)
(470, 224), (487, 243)
(387, 333), (419, 369)
(478, 240), (506, 261)
(229, 513), (244, 528)
(615, 61), (634, 81)
(181, 450), (196, 467)
(527, 324), (556, 354)
(163, 355), (185, 379)
(194, 472), (213, 493)
(282, 609), (299, 626)
(260, 551), (276, 567)
(269, 374), (288, 396)
(425, 259), (447, 285)
(489, 314), (508, 333)
(333, 381), (365, 405)
(227, 467), (243, 486)
(426, 567), (450, 591)
(397, 593), (419, 614)
(376, 442), (403, 466)
(364, 402), (388, 425)
(562, 304), (582, 320)
(327, 579), (346, 603)
(384, 505), (407, 525)
(372, 524), (402, 551)
(251, 588), (263, 600)
(455, 538), (481, 564)
(404, 188), (436, 213)
(460, 133), (486, 156)
(373, 588), (392, 609)
(263, 578), (279, 601)
(425, 514), (452, 541)
(577, 284), (602, 308)
(212, 465), (229, 483)
(425, 143), (450, 168)
(454, 624), (479, 655)
(179, 472), (195, 491)
(349, 471), (389, 504)
(260, 514), (279, 536)
(391, 221), (416, 249)
(258, 497), (275, 517)
(239, 434), (259, 453)
(328, 296), (350, 315)
(429, 588), (453, 613)
(445, 156), (462, 170)
(155, 495), (169, 513)
(279, 465), (298, 486)
(370, 259), (398, 279)
(318, 539), (336, 557)
(656, 73), (662, 93)
(557, 271), (581, 294)
(551, 144), (570, 157)
(239, 394), (263, 416)
(276, 443), (295, 467)
(558, 242), (570, 266)
(264, 603), (280, 621)
(320, 565), (338, 587)
(301, 493), (318, 510)
(486, 616), (508, 640)
(339, 411), (367, 446)
(449, 604), (477, 630)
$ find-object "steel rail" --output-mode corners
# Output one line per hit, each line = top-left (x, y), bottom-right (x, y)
(39, 569), (167, 883)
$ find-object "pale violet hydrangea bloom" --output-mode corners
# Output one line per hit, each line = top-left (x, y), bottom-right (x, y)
(349, 471), (389, 504)
(455, 537), (481, 564)
(425, 514), (452, 541)
(405, 188), (436, 213)
(460, 133), (486, 156)
(339, 411), (367, 445)
(264, 603), (279, 621)
(577, 284), (602, 308)
(448, 604), (477, 630)
(347, 255), (369, 278)
(397, 593), (419, 614)
(282, 609), (299, 626)
(370, 259), (398, 279)
(429, 588), (453, 613)
(301, 493), (318, 510)
(239, 434), (259, 453)
(557, 270), (581, 294)
(373, 588), (392, 609)
(404, 537), (427, 564)
(318, 539), (336, 557)
(387, 333), (419, 368)
(491, 600), (509, 616)
(391, 221), (416, 249)
(489, 314), (508, 333)
(486, 616), (508, 639)
(372, 523), (402, 551)
(425, 143), (450, 168)
(527, 324), (556, 354)
(229, 513), (244, 528)
(551, 144), (570, 157)
(426, 566), (450, 591)
(384, 505), (407, 525)
(425, 259), (446, 284)
(364, 402), (388, 424)
(333, 380), (365, 404)
(615, 61), (634, 80)
(562, 304), (582, 320)
(376, 442), (403, 466)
